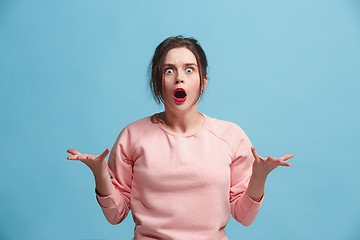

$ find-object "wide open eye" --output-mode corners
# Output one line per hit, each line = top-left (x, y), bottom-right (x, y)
(186, 67), (193, 73)
(165, 68), (174, 74)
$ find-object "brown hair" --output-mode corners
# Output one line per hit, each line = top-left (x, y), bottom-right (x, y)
(149, 35), (208, 104)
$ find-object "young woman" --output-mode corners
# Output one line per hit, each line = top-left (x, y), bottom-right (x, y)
(67, 36), (294, 239)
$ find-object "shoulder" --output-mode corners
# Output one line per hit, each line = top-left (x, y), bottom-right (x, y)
(113, 115), (159, 152)
(204, 114), (248, 144)
(121, 114), (165, 138)
(204, 114), (253, 161)
(119, 115), (159, 137)
(124, 115), (153, 130)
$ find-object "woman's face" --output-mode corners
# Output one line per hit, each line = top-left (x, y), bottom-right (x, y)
(161, 47), (207, 113)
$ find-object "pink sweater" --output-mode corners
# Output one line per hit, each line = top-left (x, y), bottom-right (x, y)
(95, 113), (263, 239)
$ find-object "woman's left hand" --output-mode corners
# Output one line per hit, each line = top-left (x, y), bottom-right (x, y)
(250, 146), (294, 177)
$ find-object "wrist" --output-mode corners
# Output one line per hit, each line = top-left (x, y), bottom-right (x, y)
(92, 167), (109, 179)
(251, 170), (268, 181)
(246, 172), (267, 203)
(246, 189), (264, 202)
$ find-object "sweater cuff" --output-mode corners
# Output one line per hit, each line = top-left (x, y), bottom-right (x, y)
(95, 188), (123, 208)
(241, 191), (264, 211)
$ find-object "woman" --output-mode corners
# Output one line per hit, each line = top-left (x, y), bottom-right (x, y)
(67, 35), (294, 239)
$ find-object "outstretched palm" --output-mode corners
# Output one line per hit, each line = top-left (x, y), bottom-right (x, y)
(67, 148), (110, 174)
(251, 146), (294, 176)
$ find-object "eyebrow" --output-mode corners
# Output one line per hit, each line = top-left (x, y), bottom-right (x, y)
(164, 63), (197, 67)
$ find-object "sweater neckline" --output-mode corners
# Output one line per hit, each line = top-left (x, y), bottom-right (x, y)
(156, 112), (208, 137)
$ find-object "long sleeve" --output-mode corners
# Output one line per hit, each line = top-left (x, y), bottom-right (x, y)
(92, 114), (265, 239)
(229, 124), (263, 226)
(95, 127), (133, 225)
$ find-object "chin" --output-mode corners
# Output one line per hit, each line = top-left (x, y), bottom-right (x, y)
(166, 101), (198, 113)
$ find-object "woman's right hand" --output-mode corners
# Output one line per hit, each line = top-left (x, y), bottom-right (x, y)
(67, 148), (111, 175)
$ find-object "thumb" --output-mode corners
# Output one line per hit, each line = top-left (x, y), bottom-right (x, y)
(98, 148), (110, 159)
(251, 146), (259, 160)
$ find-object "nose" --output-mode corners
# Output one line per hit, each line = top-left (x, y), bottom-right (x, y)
(175, 72), (185, 84)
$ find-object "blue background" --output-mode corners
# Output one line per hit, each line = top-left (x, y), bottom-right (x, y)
(1, 0), (359, 239)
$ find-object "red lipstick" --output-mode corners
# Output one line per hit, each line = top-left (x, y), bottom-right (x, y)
(173, 88), (187, 103)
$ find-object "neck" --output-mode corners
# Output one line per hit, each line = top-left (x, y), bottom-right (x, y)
(161, 107), (204, 134)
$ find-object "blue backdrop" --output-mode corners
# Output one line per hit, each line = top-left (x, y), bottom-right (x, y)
(1, 0), (359, 239)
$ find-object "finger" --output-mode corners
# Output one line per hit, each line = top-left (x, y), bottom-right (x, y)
(67, 154), (90, 161)
(67, 149), (81, 155)
(76, 155), (92, 161)
(67, 155), (82, 160)
(279, 153), (294, 161)
(265, 155), (293, 168)
(251, 147), (260, 160)
(85, 155), (95, 160)
(98, 148), (110, 159)
(251, 147), (267, 161)
(279, 161), (292, 167)
(67, 155), (79, 160)
(268, 156), (292, 167)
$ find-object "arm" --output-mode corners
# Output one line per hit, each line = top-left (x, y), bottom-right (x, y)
(67, 128), (133, 225)
(229, 125), (294, 226)
(245, 172), (266, 203)
(246, 146), (294, 202)
(95, 128), (133, 225)
(229, 125), (263, 226)
(67, 146), (114, 197)
(93, 168), (114, 197)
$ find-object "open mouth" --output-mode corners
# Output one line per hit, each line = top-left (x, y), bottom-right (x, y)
(173, 88), (187, 103)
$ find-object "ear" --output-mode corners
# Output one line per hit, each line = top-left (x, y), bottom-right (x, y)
(202, 75), (208, 92)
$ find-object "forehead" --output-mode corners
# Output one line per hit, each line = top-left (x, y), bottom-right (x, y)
(164, 47), (197, 64)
